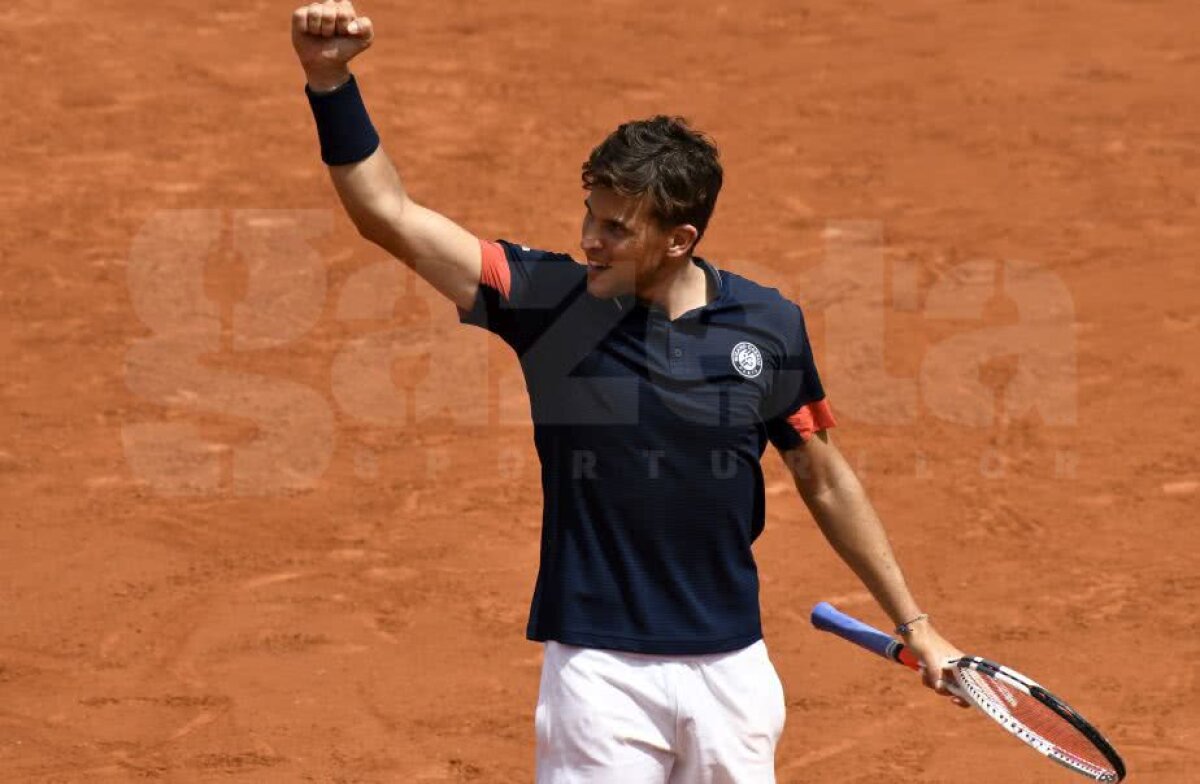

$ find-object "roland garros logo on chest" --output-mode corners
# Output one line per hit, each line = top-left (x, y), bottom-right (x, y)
(730, 341), (763, 379)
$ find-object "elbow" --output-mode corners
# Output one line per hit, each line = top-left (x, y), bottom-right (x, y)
(353, 215), (385, 245)
(795, 466), (858, 518)
(351, 194), (412, 247)
(798, 481), (838, 519)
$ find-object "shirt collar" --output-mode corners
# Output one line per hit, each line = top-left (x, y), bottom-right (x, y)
(613, 256), (725, 314)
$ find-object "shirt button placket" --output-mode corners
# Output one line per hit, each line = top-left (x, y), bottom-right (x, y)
(669, 328), (683, 369)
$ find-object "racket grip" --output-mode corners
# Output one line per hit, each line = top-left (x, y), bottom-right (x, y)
(811, 602), (921, 671)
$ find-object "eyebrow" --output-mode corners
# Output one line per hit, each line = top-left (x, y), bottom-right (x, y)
(584, 198), (629, 230)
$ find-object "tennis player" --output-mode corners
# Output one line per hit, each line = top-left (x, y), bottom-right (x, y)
(293, 2), (968, 780)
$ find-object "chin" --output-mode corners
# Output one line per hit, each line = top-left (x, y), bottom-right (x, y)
(586, 278), (612, 298)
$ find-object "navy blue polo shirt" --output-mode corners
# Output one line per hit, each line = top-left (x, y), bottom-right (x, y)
(458, 240), (835, 654)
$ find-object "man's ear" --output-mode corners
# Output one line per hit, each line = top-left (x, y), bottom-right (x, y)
(665, 224), (700, 259)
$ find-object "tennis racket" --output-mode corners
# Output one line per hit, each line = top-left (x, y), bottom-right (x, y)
(811, 602), (1126, 782)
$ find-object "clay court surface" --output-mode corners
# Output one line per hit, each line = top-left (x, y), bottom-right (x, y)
(3, 0), (1198, 780)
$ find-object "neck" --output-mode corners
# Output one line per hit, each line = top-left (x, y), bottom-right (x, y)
(638, 256), (712, 319)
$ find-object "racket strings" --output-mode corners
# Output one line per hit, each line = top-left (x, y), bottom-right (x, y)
(959, 669), (1117, 778)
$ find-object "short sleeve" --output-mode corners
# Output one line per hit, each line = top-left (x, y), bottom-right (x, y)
(760, 302), (837, 450)
(457, 239), (585, 353)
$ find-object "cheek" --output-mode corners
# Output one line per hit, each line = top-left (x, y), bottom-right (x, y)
(620, 255), (646, 279)
(620, 237), (651, 265)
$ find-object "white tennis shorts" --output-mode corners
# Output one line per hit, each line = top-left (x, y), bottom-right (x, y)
(534, 639), (786, 783)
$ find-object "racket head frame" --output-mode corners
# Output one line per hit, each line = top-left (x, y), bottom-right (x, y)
(952, 656), (1126, 783)
(810, 602), (1126, 782)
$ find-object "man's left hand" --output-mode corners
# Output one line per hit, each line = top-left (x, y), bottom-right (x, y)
(901, 621), (971, 709)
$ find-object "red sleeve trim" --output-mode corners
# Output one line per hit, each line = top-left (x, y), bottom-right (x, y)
(786, 399), (837, 442)
(478, 239), (512, 301)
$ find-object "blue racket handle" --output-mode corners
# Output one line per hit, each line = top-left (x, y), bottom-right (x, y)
(811, 602), (918, 669)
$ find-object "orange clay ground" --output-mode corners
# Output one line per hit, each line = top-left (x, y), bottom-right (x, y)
(2, 1), (1197, 781)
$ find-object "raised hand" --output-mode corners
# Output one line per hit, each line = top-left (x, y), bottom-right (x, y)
(291, 1), (375, 92)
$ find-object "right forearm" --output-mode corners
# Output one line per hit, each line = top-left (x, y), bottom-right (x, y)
(304, 68), (412, 241)
(292, 2), (483, 312)
(307, 80), (473, 290)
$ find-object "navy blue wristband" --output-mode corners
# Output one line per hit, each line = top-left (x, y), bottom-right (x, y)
(305, 74), (381, 166)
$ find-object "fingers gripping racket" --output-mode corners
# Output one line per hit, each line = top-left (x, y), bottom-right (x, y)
(811, 602), (1126, 782)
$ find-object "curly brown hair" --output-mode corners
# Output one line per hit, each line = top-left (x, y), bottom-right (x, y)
(582, 116), (724, 243)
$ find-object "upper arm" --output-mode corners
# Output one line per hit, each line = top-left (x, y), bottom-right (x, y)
(330, 146), (484, 311)
(364, 195), (485, 312)
(760, 301), (837, 451)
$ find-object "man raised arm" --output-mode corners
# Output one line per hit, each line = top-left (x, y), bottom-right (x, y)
(292, 1), (482, 311)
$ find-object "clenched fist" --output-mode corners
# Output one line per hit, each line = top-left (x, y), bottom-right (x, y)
(292, 1), (375, 92)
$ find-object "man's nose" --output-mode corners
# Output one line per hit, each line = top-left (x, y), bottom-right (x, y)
(580, 232), (602, 253)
